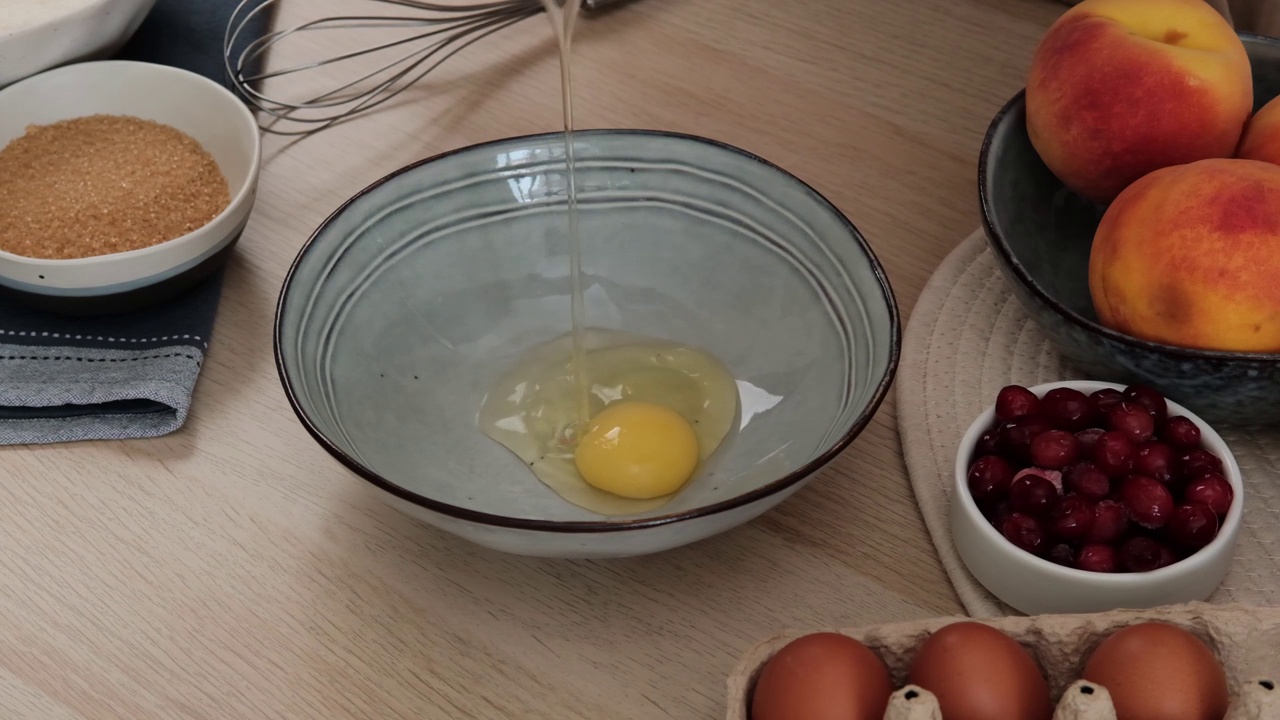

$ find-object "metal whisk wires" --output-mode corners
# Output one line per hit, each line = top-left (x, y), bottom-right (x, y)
(224, 0), (544, 136)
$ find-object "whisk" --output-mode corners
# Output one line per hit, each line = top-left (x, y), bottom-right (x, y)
(224, 0), (630, 136)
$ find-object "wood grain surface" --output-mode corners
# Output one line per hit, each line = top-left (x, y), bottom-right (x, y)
(0, 0), (1061, 717)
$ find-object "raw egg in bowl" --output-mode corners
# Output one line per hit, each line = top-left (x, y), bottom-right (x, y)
(274, 130), (899, 558)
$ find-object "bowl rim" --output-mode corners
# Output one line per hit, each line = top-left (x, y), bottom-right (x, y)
(977, 35), (1280, 364)
(953, 380), (1245, 585)
(273, 127), (902, 534)
(0, 59), (261, 267)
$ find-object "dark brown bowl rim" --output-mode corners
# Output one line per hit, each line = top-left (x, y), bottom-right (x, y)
(979, 34), (1280, 366)
(273, 128), (902, 534)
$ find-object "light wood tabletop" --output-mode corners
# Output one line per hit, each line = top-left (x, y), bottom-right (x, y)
(1, 0), (1063, 717)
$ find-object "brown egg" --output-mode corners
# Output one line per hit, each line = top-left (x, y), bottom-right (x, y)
(1083, 622), (1229, 720)
(906, 621), (1052, 720)
(751, 632), (894, 720)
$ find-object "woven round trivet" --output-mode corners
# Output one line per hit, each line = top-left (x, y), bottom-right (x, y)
(897, 230), (1280, 617)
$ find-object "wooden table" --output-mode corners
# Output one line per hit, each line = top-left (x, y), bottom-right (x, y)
(0, 1), (1063, 717)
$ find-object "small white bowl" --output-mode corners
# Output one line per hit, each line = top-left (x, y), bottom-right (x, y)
(951, 380), (1243, 615)
(0, 60), (260, 314)
(0, 0), (157, 88)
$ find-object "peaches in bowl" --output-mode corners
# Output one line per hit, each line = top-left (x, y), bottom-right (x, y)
(980, 0), (1280, 424)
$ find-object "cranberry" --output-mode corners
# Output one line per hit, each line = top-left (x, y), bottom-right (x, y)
(996, 385), (1040, 422)
(968, 455), (1015, 502)
(1123, 384), (1168, 424)
(1041, 387), (1096, 431)
(1108, 402), (1156, 444)
(1002, 513), (1048, 555)
(1075, 428), (1105, 453)
(1120, 536), (1170, 572)
(1158, 544), (1179, 569)
(1048, 544), (1075, 567)
(1184, 473), (1234, 518)
(1161, 416), (1202, 450)
(1050, 495), (1095, 543)
(975, 428), (1001, 456)
(1121, 475), (1175, 529)
(1009, 474), (1060, 516)
(1092, 431), (1135, 477)
(1088, 500), (1129, 544)
(982, 500), (1012, 526)
(1134, 441), (1175, 484)
(1170, 503), (1219, 551)
(999, 415), (1053, 462)
(1179, 449), (1224, 480)
(1030, 430), (1081, 469)
(1065, 462), (1110, 500)
(1090, 388), (1125, 416)
(1076, 544), (1119, 573)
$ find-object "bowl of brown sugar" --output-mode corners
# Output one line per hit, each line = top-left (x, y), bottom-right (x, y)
(0, 60), (259, 314)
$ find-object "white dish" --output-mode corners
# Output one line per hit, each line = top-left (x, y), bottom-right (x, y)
(0, 60), (260, 313)
(0, 0), (156, 88)
(951, 380), (1244, 615)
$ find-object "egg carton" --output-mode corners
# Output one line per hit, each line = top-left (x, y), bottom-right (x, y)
(726, 603), (1280, 719)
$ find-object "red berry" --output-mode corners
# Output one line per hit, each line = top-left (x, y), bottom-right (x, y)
(1108, 402), (1156, 444)
(968, 455), (1015, 503)
(1134, 441), (1175, 484)
(981, 500), (1012, 527)
(1030, 429), (1081, 469)
(1161, 416), (1202, 450)
(975, 428), (1001, 456)
(1123, 384), (1168, 424)
(1065, 462), (1110, 500)
(999, 415), (1053, 462)
(1075, 428), (1105, 453)
(1041, 387), (1097, 431)
(1120, 536), (1170, 572)
(1184, 473), (1234, 518)
(1120, 475), (1175, 529)
(996, 385), (1040, 422)
(1001, 513), (1048, 555)
(1170, 503), (1219, 551)
(1179, 449), (1224, 480)
(1075, 544), (1118, 573)
(1090, 388), (1124, 416)
(1091, 431), (1135, 477)
(1088, 500), (1128, 544)
(1050, 495), (1095, 543)
(1009, 473), (1060, 516)
(1048, 544), (1075, 566)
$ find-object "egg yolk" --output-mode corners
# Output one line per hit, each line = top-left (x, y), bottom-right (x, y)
(573, 401), (700, 500)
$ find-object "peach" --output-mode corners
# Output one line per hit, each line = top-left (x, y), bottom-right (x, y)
(1026, 0), (1253, 204)
(1238, 95), (1280, 166)
(1089, 158), (1280, 352)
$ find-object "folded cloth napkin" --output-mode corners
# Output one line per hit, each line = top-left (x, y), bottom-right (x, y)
(0, 0), (270, 445)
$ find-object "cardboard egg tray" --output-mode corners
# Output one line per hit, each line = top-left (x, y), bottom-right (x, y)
(726, 603), (1280, 719)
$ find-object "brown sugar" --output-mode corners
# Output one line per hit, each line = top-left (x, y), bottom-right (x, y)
(0, 114), (231, 260)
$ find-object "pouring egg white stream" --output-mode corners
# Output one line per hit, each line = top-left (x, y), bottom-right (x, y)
(474, 0), (741, 516)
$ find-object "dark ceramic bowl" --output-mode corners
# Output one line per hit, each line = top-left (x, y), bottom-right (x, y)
(980, 33), (1280, 425)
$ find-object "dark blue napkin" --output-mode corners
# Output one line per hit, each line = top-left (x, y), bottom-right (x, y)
(0, 0), (271, 444)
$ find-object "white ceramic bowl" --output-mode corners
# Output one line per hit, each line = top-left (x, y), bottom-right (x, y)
(0, 60), (260, 314)
(276, 130), (901, 558)
(0, 0), (156, 88)
(951, 380), (1243, 615)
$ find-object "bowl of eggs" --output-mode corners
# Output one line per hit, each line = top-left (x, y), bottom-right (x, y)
(275, 129), (900, 558)
(952, 380), (1243, 615)
(0, 60), (260, 314)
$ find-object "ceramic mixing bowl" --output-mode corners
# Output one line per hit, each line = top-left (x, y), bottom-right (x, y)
(0, 60), (260, 314)
(276, 130), (900, 558)
(979, 33), (1280, 425)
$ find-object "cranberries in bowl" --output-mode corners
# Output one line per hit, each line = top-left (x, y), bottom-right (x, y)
(951, 380), (1243, 615)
